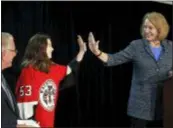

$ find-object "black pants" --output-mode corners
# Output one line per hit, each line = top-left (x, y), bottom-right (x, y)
(131, 117), (148, 128)
(130, 117), (163, 128)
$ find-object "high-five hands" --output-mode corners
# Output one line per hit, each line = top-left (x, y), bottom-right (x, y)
(77, 32), (101, 56)
(76, 32), (108, 63)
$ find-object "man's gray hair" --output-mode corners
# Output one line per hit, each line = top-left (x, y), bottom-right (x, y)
(1, 32), (13, 51)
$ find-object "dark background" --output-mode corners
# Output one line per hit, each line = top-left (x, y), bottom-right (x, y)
(2, 1), (172, 127)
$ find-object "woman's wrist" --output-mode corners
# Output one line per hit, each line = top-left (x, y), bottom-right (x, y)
(76, 52), (85, 62)
(95, 50), (102, 57)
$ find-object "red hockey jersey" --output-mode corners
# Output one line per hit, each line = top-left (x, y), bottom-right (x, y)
(16, 64), (67, 127)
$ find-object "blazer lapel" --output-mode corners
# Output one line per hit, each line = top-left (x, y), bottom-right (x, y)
(160, 40), (169, 58)
(143, 39), (156, 60)
(2, 74), (19, 116)
(2, 87), (16, 112)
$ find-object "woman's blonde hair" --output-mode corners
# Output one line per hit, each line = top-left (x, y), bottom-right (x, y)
(140, 12), (170, 41)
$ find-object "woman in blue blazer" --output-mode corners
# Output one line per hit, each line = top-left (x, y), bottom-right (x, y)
(88, 12), (172, 128)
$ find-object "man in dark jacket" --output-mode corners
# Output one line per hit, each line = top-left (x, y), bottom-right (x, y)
(1, 32), (38, 127)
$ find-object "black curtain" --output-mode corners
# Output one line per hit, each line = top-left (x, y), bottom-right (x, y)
(2, 1), (172, 127)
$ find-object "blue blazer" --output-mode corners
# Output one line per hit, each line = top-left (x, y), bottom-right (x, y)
(105, 39), (172, 120)
(1, 75), (19, 128)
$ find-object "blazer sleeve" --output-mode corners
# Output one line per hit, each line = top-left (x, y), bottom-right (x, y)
(104, 40), (136, 67)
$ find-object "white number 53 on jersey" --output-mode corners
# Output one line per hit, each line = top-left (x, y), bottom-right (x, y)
(19, 85), (32, 96)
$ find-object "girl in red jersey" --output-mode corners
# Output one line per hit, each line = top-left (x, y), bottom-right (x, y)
(15, 33), (86, 127)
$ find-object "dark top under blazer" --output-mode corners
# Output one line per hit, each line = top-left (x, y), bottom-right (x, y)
(105, 39), (172, 120)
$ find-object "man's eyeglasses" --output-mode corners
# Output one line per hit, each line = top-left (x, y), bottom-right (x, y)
(6, 49), (18, 53)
